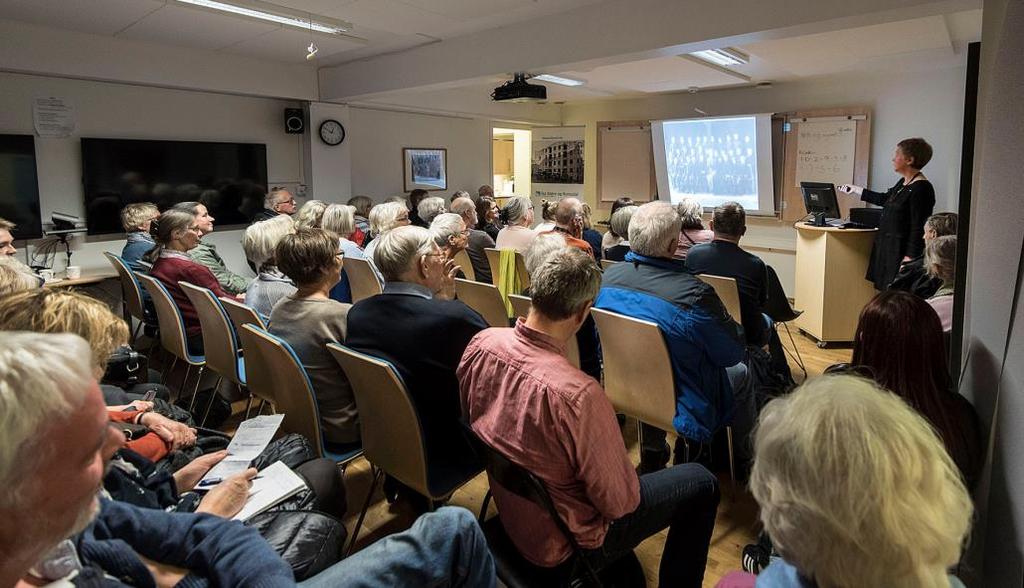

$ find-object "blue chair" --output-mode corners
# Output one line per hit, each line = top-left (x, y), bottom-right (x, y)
(104, 252), (156, 345)
(135, 272), (205, 406)
(238, 325), (363, 469)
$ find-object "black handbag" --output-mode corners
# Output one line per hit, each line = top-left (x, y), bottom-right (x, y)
(103, 345), (149, 389)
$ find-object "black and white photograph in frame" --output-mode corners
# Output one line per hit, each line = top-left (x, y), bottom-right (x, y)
(403, 147), (447, 191)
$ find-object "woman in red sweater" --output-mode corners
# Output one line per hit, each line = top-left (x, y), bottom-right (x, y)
(146, 208), (236, 355)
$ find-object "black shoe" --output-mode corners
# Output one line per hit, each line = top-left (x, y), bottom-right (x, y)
(741, 543), (769, 574)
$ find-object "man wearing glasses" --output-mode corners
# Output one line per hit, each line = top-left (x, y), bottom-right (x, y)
(251, 188), (298, 223)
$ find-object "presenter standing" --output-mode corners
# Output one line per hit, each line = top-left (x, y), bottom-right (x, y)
(838, 138), (936, 290)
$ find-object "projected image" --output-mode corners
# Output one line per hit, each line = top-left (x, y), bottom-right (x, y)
(663, 117), (757, 205)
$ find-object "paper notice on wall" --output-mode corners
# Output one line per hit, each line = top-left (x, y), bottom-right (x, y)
(531, 126), (585, 199)
(33, 97), (76, 138)
(794, 121), (856, 188)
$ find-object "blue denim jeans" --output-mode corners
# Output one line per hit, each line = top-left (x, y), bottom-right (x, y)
(297, 506), (496, 588)
(583, 463), (720, 587)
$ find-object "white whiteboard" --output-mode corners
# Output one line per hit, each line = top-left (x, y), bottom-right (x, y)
(794, 121), (856, 187)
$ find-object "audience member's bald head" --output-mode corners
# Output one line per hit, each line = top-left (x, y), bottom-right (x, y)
(554, 198), (583, 227)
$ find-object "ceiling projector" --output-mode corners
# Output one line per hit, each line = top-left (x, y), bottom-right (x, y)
(491, 73), (547, 103)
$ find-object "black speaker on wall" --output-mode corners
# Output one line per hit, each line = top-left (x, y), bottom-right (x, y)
(284, 108), (304, 134)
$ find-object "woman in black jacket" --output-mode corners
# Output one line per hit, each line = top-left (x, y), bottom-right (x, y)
(839, 137), (936, 290)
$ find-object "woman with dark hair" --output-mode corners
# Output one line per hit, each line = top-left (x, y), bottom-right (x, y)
(147, 209), (237, 355)
(476, 196), (501, 241)
(848, 290), (981, 489)
(839, 138), (936, 290)
(408, 188), (430, 228)
(601, 196), (635, 252)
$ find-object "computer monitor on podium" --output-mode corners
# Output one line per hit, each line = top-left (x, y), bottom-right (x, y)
(800, 182), (842, 220)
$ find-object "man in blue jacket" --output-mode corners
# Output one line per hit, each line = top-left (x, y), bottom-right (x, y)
(0, 331), (496, 588)
(595, 201), (747, 473)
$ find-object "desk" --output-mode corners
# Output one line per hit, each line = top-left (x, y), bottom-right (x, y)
(44, 270), (119, 288)
(44, 270), (122, 312)
(793, 223), (877, 346)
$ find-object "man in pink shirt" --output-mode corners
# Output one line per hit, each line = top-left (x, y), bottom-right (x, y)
(459, 247), (720, 587)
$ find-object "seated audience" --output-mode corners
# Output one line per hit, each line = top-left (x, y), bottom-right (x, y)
(347, 195), (373, 245)
(476, 196), (502, 241)
(460, 247), (720, 586)
(524, 232), (567, 276)
(495, 196), (538, 253)
(408, 188), (430, 227)
(0, 256), (40, 296)
(430, 212), (470, 278)
(535, 199), (557, 233)
(294, 199), (327, 230)
(147, 209), (237, 354)
(174, 201), (249, 295)
(0, 332), (496, 588)
(674, 197), (713, 260)
(363, 201), (411, 263)
(925, 235), (957, 331)
(450, 189), (471, 203)
(119, 202), (160, 270)
(596, 201), (746, 472)
(322, 203), (366, 303)
(685, 202), (768, 346)
(346, 226), (488, 477)
(848, 289), (981, 488)
(478, 184), (495, 200)
(890, 211), (957, 297)
(269, 228), (359, 449)
(0, 216), (16, 257)
(722, 375), (972, 588)
(580, 203), (604, 260)
(601, 196), (635, 252)
(543, 197), (594, 256)
(451, 195), (495, 283)
(242, 215), (296, 317)
(603, 205), (638, 262)
(417, 195), (447, 226)
(252, 188), (296, 222)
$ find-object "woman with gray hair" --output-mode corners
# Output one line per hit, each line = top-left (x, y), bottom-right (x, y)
(603, 205), (638, 262)
(674, 197), (712, 260)
(724, 374), (972, 587)
(322, 203), (367, 303)
(363, 201), (411, 265)
(417, 196), (447, 226)
(495, 195), (537, 253)
(925, 235), (957, 331)
(242, 215), (296, 317)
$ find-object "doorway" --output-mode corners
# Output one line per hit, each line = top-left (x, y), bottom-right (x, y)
(492, 127), (531, 199)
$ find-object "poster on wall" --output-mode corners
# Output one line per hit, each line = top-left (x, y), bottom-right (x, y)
(531, 127), (584, 200)
(403, 147), (447, 192)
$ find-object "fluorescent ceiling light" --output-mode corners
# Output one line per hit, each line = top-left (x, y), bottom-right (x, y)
(174, 0), (351, 34)
(532, 74), (585, 87)
(689, 48), (749, 67)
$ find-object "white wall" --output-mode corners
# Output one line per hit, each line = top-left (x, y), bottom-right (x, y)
(563, 64), (969, 294)
(0, 72), (304, 275)
(347, 106), (493, 201)
(303, 102), (353, 203)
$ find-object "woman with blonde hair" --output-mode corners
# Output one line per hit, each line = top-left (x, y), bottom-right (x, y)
(0, 256), (39, 296)
(322, 203), (366, 303)
(675, 197), (712, 260)
(925, 235), (957, 332)
(363, 201), (411, 263)
(242, 214), (296, 317)
(721, 374), (972, 587)
(294, 199), (328, 230)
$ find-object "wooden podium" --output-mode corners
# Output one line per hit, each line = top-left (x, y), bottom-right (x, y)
(793, 223), (878, 346)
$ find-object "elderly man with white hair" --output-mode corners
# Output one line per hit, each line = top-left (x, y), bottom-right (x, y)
(0, 332), (498, 587)
(346, 225), (488, 507)
(450, 195), (495, 283)
(595, 201), (747, 474)
(252, 188), (297, 222)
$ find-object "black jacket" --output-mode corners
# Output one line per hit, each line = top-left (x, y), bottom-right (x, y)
(862, 179), (935, 290)
(345, 288), (488, 470)
(887, 254), (942, 297)
(685, 240), (769, 346)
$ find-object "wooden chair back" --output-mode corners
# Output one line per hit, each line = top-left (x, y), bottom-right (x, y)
(343, 257), (383, 303)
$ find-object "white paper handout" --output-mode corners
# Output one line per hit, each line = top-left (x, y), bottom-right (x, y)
(33, 97), (76, 137)
(232, 460), (308, 521)
(199, 414), (284, 486)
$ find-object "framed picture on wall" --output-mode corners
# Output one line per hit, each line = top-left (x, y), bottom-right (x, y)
(403, 147), (447, 191)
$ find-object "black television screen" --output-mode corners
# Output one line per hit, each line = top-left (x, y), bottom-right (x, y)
(0, 134), (43, 240)
(81, 138), (268, 235)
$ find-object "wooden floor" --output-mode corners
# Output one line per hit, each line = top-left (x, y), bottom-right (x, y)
(223, 327), (851, 586)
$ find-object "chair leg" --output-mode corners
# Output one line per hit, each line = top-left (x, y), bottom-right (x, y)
(162, 356), (178, 388)
(199, 376), (223, 427)
(726, 426), (737, 497)
(242, 392), (255, 420)
(781, 322), (808, 381)
(478, 490), (493, 524)
(129, 320), (143, 347)
(186, 366), (205, 413)
(346, 466), (384, 557)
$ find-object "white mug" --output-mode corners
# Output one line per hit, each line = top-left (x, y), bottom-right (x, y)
(66, 266), (81, 279)
(38, 269), (54, 281)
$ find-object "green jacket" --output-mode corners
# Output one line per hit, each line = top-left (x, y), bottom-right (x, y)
(189, 241), (249, 295)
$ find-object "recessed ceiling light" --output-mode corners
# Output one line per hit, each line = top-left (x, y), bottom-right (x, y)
(174, 0), (351, 35)
(689, 48), (749, 67)
(532, 74), (585, 87)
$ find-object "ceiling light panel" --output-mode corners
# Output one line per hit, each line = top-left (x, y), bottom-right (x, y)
(689, 48), (749, 66)
(532, 74), (585, 86)
(174, 0), (352, 34)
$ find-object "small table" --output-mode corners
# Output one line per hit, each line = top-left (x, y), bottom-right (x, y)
(44, 270), (119, 288)
(793, 223), (877, 346)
